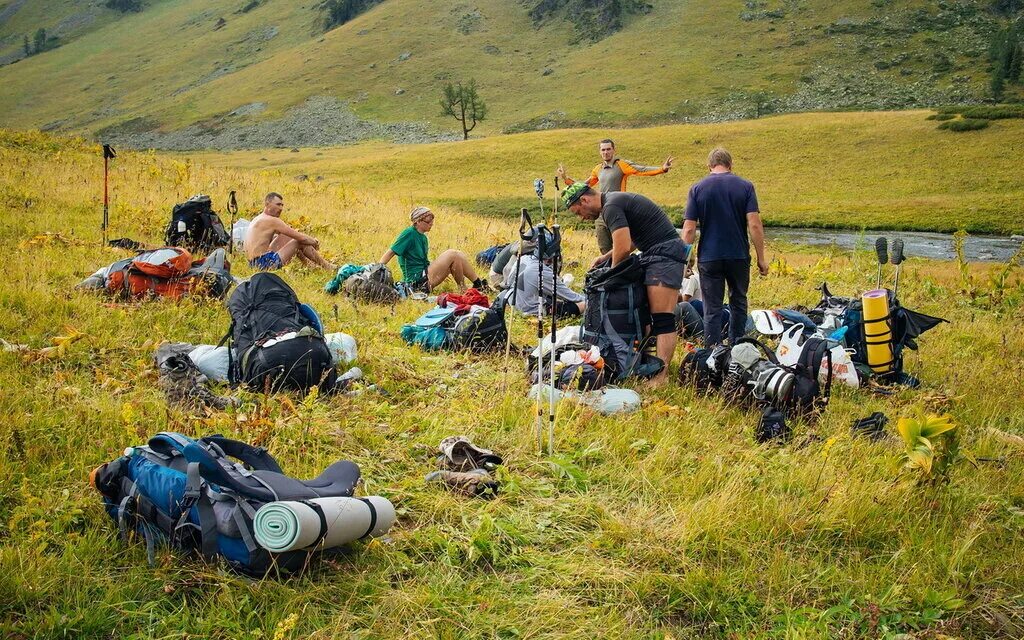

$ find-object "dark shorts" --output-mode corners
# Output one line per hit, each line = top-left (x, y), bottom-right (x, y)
(639, 238), (688, 289)
(249, 251), (283, 271)
(409, 265), (432, 293)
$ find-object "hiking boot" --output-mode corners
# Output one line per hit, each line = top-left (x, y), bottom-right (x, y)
(437, 436), (503, 472)
(425, 468), (499, 499)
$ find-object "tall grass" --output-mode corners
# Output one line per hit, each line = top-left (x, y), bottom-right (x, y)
(1, 130), (1023, 638)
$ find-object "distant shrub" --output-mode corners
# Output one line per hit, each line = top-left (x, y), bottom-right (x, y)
(926, 113), (955, 121)
(105, 0), (143, 12)
(239, 0), (260, 13)
(938, 118), (990, 131)
(324, 0), (383, 31)
(958, 105), (1024, 119)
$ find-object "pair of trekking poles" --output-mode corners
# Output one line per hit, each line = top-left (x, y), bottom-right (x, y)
(504, 177), (563, 454)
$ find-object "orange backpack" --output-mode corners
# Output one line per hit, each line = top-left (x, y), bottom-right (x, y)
(106, 247), (232, 300)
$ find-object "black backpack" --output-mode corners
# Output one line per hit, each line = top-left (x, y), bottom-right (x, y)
(582, 255), (662, 381)
(448, 296), (508, 353)
(166, 195), (231, 252)
(679, 344), (731, 392)
(225, 273), (337, 393)
(790, 336), (833, 415)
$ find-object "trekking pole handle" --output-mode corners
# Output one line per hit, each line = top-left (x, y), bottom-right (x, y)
(228, 190), (238, 214)
(534, 178), (545, 199)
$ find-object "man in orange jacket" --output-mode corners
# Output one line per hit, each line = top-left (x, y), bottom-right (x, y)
(558, 139), (674, 255)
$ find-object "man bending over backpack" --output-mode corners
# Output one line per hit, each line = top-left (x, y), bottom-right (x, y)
(564, 183), (689, 386)
(245, 192), (335, 271)
(378, 206), (487, 292)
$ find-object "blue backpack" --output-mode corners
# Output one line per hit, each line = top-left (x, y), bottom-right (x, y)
(90, 432), (363, 576)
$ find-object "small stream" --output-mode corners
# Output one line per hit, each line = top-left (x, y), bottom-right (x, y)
(768, 227), (1023, 262)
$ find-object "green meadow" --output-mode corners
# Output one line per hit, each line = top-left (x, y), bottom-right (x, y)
(1, 128), (1023, 638)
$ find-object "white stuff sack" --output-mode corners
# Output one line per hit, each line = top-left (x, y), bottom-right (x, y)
(232, 218), (250, 251)
(776, 325), (859, 388)
(189, 345), (230, 382)
(324, 332), (357, 365)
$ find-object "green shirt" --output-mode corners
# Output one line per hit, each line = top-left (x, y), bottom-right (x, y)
(390, 226), (429, 282)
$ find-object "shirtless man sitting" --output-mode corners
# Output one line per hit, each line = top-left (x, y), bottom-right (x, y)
(244, 192), (335, 271)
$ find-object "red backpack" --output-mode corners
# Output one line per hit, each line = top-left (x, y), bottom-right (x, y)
(106, 247), (232, 300)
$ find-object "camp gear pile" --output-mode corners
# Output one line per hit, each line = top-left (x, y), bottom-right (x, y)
(401, 289), (508, 352)
(82, 247), (233, 300)
(90, 432), (387, 575)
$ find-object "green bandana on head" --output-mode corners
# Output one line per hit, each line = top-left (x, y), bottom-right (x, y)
(561, 182), (589, 209)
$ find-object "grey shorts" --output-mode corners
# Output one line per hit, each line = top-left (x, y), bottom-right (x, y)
(639, 239), (688, 289)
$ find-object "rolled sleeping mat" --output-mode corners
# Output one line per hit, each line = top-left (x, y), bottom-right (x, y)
(253, 496), (395, 553)
(861, 289), (894, 374)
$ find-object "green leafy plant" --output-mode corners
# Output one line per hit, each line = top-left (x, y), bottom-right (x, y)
(897, 410), (960, 485)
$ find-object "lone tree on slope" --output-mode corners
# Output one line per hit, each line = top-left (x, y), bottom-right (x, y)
(440, 79), (487, 140)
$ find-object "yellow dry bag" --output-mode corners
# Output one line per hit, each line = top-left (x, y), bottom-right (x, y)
(861, 289), (894, 374)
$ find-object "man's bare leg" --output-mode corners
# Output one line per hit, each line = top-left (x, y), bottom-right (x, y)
(269, 236), (301, 266)
(298, 245), (335, 269)
(647, 284), (680, 386)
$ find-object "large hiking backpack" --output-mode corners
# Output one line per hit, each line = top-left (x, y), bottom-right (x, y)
(343, 263), (400, 304)
(90, 432), (363, 575)
(165, 195), (231, 252)
(448, 296), (508, 353)
(106, 247), (233, 300)
(582, 255), (662, 381)
(815, 282), (946, 382)
(225, 273), (337, 392)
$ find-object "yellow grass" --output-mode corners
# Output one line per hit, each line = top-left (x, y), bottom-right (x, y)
(1, 129), (1023, 637)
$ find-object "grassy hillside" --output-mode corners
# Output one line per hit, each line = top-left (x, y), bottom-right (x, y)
(0, 0), (1017, 143)
(193, 110), (1024, 235)
(2, 129), (1023, 638)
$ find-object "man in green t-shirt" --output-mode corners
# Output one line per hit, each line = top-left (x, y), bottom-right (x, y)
(378, 206), (486, 292)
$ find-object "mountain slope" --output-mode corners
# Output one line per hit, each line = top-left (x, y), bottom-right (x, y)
(0, 0), (1016, 146)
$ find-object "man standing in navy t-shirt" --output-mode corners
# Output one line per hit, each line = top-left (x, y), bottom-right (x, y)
(681, 148), (769, 346)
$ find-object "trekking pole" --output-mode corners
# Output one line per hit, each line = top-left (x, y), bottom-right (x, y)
(891, 238), (905, 297)
(535, 222), (548, 454)
(101, 144), (116, 246)
(534, 178), (546, 228)
(547, 224), (562, 454)
(227, 190), (238, 256)
(552, 176), (560, 227)
(874, 237), (888, 290)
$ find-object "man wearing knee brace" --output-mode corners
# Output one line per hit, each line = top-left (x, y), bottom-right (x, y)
(564, 182), (689, 385)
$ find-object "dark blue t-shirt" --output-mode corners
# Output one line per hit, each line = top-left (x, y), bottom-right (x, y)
(684, 172), (759, 262)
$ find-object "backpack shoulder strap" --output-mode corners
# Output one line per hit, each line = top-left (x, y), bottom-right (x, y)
(200, 435), (284, 473)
